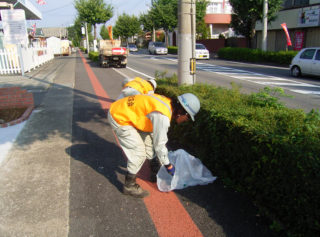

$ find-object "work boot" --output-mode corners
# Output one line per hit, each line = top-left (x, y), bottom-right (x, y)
(123, 173), (149, 198)
(149, 158), (161, 183)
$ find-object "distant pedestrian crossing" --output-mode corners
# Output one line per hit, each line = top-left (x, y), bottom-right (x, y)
(196, 62), (320, 96)
(144, 55), (320, 96)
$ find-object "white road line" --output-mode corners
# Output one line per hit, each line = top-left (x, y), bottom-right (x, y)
(127, 66), (155, 79)
(112, 68), (130, 78)
(255, 82), (308, 86)
(291, 90), (320, 95)
(129, 55), (320, 96)
(238, 77), (289, 81)
(113, 67), (155, 80)
(224, 60), (288, 70)
(196, 63), (320, 96)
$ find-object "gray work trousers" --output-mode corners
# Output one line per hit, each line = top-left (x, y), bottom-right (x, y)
(108, 111), (155, 174)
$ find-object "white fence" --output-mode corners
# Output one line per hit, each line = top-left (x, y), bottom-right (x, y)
(0, 46), (54, 75)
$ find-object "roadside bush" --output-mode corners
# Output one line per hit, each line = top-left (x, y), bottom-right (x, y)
(156, 76), (320, 237)
(168, 46), (178, 54)
(89, 51), (99, 62)
(218, 47), (298, 66)
(79, 46), (86, 53)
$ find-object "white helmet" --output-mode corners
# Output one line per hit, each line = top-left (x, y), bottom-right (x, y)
(122, 78), (133, 87)
(148, 79), (157, 90)
(177, 93), (200, 121)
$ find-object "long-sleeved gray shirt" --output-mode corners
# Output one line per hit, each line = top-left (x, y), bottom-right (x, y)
(147, 111), (171, 166)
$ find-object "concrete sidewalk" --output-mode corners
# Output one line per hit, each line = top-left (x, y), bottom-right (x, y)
(0, 58), (66, 107)
(0, 56), (75, 236)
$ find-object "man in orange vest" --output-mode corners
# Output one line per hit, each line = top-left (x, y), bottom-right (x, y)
(108, 93), (200, 198)
(117, 77), (157, 100)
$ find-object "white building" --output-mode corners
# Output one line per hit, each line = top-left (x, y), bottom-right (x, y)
(204, 0), (233, 39)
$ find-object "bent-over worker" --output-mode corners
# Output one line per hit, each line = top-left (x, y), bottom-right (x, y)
(108, 93), (200, 198)
(117, 77), (157, 100)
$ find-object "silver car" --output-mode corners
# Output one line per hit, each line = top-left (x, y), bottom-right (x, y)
(290, 47), (320, 77)
(148, 42), (168, 55)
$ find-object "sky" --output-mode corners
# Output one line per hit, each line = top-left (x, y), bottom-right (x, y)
(28, 0), (151, 29)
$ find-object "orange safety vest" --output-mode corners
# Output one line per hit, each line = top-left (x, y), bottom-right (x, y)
(110, 94), (172, 132)
(124, 77), (154, 94)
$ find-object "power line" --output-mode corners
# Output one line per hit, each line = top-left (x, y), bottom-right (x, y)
(43, 3), (73, 14)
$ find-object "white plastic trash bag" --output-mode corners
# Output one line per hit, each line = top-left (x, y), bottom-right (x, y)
(157, 149), (217, 192)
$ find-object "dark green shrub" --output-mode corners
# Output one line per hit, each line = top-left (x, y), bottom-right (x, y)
(218, 47), (298, 65)
(88, 51), (99, 62)
(79, 46), (86, 53)
(157, 77), (320, 237)
(168, 46), (178, 54)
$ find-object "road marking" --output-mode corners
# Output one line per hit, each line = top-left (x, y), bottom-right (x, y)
(113, 67), (155, 80)
(196, 62), (320, 96)
(291, 90), (320, 95)
(79, 51), (203, 237)
(112, 68), (130, 78)
(130, 54), (320, 96)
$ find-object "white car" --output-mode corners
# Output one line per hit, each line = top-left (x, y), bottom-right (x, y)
(128, 43), (138, 52)
(195, 43), (210, 60)
(148, 42), (168, 55)
(290, 47), (320, 77)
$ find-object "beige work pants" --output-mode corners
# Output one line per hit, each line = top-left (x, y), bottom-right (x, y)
(108, 111), (154, 174)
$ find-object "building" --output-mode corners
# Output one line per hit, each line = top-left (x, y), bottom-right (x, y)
(41, 27), (68, 39)
(204, 0), (233, 38)
(255, 0), (320, 51)
(0, 0), (42, 48)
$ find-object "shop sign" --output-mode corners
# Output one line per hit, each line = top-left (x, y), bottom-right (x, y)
(294, 31), (304, 51)
(298, 8), (320, 27)
(0, 9), (28, 45)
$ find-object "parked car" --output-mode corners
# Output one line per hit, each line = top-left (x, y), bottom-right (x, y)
(195, 43), (210, 60)
(128, 43), (138, 52)
(290, 47), (320, 77)
(148, 41), (168, 55)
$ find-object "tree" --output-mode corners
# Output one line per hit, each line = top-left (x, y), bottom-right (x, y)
(100, 25), (110, 40)
(149, 0), (178, 45)
(229, 0), (282, 48)
(74, 0), (113, 40)
(141, 0), (210, 43)
(68, 16), (94, 47)
(196, 0), (210, 39)
(139, 13), (155, 33)
(113, 13), (141, 42)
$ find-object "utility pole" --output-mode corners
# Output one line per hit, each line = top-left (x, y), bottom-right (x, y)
(85, 22), (90, 53)
(178, 0), (196, 85)
(152, 0), (156, 42)
(262, 0), (268, 51)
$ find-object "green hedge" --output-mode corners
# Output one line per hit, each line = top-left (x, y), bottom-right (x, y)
(79, 46), (87, 53)
(156, 76), (320, 237)
(218, 47), (298, 66)
(89, 51), (99, 62)
(168, 46), (178, 54)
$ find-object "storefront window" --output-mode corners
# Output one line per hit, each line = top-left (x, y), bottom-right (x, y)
(282, 0), (309, 9)
(294, 0), (309, 7)
(283, 0), (294, 8)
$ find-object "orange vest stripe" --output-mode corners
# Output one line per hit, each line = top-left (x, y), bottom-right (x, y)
(124, 77), (153, 94)
(110, 94), (172, 132)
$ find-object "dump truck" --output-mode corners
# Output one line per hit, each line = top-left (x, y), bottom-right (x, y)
(98, 39), (128, 68)
(98, 26), (128, 68)
(61, 40), (71, 56)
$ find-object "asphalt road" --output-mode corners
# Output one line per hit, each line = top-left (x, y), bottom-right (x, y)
(126, 51), (320, 113)
(67, 51), (278, 236)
